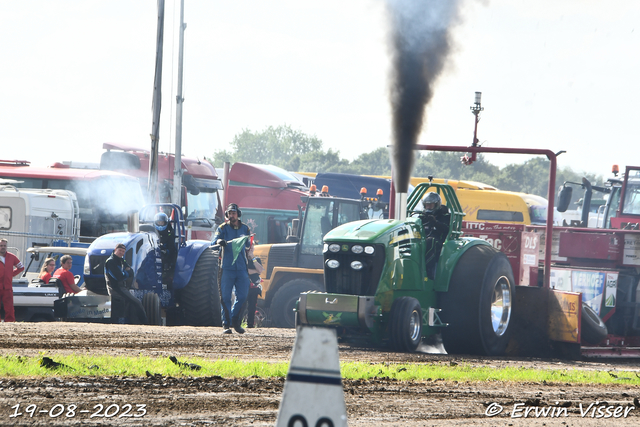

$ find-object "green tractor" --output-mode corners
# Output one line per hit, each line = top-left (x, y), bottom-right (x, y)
(296, 181), (516, 355)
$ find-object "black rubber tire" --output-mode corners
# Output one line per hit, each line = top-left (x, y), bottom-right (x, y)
(143, 292), (162, 326)
(389, 297), (423, 352)
(271, 278), (322, 328)
(439, 245), (516, 356)
(179, 249), (222, 327)
(581, 303), (608, 345)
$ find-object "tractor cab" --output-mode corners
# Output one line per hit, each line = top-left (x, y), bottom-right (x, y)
(284, 185), (389, 269)
(252, 185), (389, 328)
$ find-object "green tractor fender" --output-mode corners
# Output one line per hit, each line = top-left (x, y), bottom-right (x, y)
(431, 238), (494, 292)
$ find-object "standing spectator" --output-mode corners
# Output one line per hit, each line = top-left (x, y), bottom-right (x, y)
(245, 243), (264, 328)
(0, 238), (25, 322)
(53, 255), (83, 294)
(104, 243), (148, 325)
(213, 203), (251, 334)
(39, 257), (56, 284)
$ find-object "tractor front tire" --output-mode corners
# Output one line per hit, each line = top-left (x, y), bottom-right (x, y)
(143, 292), (162, 326)
(271, 279), (322, 328)
(389, 297), (423, 352)
(440, 245), (515, 356)
(581, 303), (608, 345)
(180, 249), (222, 327)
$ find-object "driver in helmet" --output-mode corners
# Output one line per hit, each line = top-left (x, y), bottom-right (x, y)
(155, 212), (177, 281)
(420, 192), (450, 280)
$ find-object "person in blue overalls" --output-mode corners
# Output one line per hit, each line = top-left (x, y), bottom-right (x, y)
(213, 203), (251, 334)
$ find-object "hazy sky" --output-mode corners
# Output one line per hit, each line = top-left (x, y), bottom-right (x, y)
(0, 1), (638, 179)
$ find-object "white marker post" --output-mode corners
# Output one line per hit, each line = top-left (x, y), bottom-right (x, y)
(276, 326), (348, 427)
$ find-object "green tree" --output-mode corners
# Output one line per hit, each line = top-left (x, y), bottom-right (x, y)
(209, 125), (604, 205)
(348, 147), (393, 176)
(413, 152), (499, 184)
(210, 125), (323, 171)
(298, 149), (352, 173)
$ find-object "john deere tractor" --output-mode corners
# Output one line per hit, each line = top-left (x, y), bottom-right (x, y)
(254, 188), (387, 328)
(296, 182), (516, 355)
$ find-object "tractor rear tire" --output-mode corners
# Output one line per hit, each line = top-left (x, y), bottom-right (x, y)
(143, 292), (162, 326)
(440, 245), (515, 356)
(180, 249), (222, 327)
(389, 297), (423, 352)
(581, 303), (608, 345)
(271, 279), (322, 328)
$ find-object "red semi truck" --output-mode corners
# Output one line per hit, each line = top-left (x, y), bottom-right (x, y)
(101, 148), (309, 244)
(224, 162), (309, 245)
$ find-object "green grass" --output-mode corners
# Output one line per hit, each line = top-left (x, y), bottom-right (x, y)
(1, 354), (639, 385)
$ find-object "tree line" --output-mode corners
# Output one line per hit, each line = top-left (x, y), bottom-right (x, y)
(208, 125), (602, 206)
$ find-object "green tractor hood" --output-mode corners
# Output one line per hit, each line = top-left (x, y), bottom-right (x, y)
(324, 219), (403, 243)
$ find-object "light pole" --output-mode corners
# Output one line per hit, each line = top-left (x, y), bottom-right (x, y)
(462, 91), (484, 165)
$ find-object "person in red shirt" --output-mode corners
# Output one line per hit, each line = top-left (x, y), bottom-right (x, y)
(39, 257), (56, 284)
(0, 238), (25, 322)
(53, 255), (83, 294)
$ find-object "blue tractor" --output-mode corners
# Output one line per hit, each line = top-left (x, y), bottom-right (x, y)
(79, 203), (221, 326)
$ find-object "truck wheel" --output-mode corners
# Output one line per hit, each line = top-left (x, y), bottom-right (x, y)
(389, 297), (423, 352)
(143, 292), (162, 326)
(581, 303), (608, 344)
(271, 279), (322, 328)
(440, 245), (515, 356)
(180, 249), (222, 327)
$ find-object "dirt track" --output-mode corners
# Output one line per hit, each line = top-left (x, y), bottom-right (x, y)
(1, 322), (640, 426)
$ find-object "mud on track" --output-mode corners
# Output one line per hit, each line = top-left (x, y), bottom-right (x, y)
(0, 322), (640, 426)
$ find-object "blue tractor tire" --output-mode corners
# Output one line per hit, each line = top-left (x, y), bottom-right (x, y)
(179, 249), (222, 326)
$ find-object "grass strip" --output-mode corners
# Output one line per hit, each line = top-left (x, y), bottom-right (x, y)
(0, 354), (638, 385)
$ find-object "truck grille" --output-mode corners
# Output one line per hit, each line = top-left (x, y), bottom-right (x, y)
(266, 244), (297, 278)
(323, 244), (385, 296)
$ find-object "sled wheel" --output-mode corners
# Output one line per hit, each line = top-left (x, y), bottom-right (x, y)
(389, 297), (423, 352)
(143, 292), (162, 326)
(581, 303), (608, 345)
(271, 279), (322, 328)
(180, 249), (222, 326)
(440, 245), (516, 356)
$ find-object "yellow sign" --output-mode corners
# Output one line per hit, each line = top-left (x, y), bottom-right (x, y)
(548, 290), (581, 343)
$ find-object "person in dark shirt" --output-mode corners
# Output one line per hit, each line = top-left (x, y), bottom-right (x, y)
(420, 192), (450, 280)
(245, 243), (264, 328)
(104, 243), (148, 324)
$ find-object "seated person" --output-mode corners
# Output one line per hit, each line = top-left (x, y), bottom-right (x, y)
(53, 255), (83, 294)
(245, 242), (264, 328)
(154, 212), (178, 281)
(39, 257), (56, 284)
(419, 192), (450, 280)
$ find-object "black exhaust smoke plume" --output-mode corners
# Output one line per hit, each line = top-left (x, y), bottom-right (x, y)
(386, 0), (463, 193)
